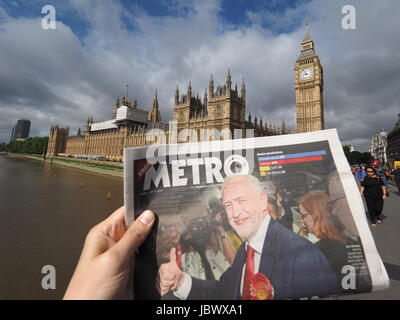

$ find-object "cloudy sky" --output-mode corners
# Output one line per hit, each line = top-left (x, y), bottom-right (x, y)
(0, 0), (399, 151)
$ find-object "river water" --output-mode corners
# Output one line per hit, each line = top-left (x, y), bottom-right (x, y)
(0, 155), (123, 299)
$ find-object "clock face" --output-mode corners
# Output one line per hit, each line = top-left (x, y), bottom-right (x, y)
(299, 67), (314, 80)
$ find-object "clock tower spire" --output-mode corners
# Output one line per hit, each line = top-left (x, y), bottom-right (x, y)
(295, 19), (324, 133)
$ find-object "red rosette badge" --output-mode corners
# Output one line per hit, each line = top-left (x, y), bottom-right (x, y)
(249, 273), (274, 300)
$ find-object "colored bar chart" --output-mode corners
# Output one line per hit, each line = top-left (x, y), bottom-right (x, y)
(258, 150), (326, 175)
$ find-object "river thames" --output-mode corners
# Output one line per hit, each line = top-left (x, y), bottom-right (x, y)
(0, 155), (123, 299)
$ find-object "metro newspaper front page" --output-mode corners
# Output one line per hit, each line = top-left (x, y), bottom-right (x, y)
(124, 129), (389, 300)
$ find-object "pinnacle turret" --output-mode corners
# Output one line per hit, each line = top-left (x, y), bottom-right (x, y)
(303, 18), (312, 42)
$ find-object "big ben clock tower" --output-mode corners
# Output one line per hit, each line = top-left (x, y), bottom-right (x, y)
(295, 19), (324, 133)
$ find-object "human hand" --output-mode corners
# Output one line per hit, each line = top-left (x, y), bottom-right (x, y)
(216, 225), (226, 236)
(300, 218), (308, 238)
(383, 194), (387, 200)
(156, 247), (185, 296)
(63, 206), (155, 300)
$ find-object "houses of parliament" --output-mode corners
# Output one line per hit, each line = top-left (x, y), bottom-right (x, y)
(47, 21), (324, 161)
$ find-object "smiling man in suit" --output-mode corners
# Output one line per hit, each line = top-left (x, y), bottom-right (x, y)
(156, 174), (341, 300)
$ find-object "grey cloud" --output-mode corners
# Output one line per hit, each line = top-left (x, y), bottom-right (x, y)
(1, 0), (399, 152)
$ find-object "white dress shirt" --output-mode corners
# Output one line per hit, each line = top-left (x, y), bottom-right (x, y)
(174, 215), (271, 299)
(181, 251), (206, 280)
(205, 246), (231, 280)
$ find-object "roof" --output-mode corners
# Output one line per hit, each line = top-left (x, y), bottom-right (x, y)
(296, 48), (317, 61)
(116, 106), (148, 123)
(303, 30), (312, 42)
(90, 120), (118, 132)
(303, 18), (312, 42)
(90, 106), (149, 132)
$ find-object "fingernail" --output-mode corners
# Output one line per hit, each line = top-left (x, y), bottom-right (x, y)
(140, 210), (154, 225)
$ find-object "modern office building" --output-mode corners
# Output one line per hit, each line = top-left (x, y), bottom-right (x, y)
(10, 119), (31, 141)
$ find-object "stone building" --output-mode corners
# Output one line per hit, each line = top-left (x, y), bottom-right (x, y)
(173, 71), (278, 141)
(387, 114), (400, 165)
(47, 71), (287, 161)
(369, 130), (388, 165)
(47, 125), (69, 156)
(295, 19), (324, 133)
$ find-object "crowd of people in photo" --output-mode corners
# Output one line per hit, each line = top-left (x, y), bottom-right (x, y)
(155, 198), (243, 282)
(154, 169), (370, 297)
(353, 163), (400, 191)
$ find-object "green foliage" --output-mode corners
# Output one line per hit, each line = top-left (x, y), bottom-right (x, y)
(343, 145), (351, 163)
(343, 145), (351, 155)
(0, 142), (7, 152)
(343, 145), (373, 165)
(5, 137), (49, 155)
(353, 152), (373, 165)
(55, 157), (122, 171)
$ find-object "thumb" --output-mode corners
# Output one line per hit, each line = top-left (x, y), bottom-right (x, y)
(169, 247), (177, 266)
(112, 210), (155, 259)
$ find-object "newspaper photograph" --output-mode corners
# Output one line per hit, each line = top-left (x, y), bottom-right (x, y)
(124, 129), (389, 300)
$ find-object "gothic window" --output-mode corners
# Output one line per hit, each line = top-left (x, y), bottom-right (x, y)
(216, 105), (222, 116)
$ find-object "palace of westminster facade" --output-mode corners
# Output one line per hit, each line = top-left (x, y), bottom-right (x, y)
(47, 21), (324, 161)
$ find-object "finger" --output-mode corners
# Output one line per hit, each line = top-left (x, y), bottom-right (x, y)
(161, 279), (175, 290)
(157, 269), (174, 294)
(170, 279), (180, 291)
(111, 210), (155, 259)
(86, 206), (125, 240)
(156, 282), (170, 297)
(109, 219), (126, 242)
(81, 206), (126, 259)
(159, 264), (174, 281)
(161, 276), (175, 291)
(157, 273), (174, 295)
(169, 247), (177, 265)
(101, 206), (125, 228)
(163, 278), (175, 285)
(94, 206), (127, 241)
(161, 285), (171, 296)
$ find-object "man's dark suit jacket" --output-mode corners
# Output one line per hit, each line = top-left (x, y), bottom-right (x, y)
(187, 218), (341, 299)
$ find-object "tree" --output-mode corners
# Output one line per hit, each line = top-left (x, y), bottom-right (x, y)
(358, 152), (373, 165)
(342, 145), (373, 165)
(343, 145), (352, 164)
(5, 137), (49, 155)
(343, 145), (351, 155)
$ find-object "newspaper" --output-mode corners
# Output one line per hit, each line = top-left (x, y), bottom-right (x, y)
(124, 129), (389, 300)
